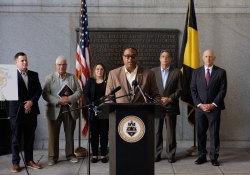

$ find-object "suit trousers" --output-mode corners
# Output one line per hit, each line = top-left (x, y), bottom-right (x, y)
(10, 116), (37, 165)
(196, 109), (221, 160)
(90, 115), (109, 156)
(47, 106), (76, 161)
(155, 115), (177, 159)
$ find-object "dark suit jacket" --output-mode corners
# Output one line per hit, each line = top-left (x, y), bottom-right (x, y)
(9, 70), (42, 118)
(106, 66), (161, 103)
(190, 65), (227, 111)
(151, 66), (182, 116)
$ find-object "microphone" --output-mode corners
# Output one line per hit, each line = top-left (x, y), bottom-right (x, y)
(144, 93), (158, 103)
(137, 84), (149, 103)
(131, 80), (137, 96)
(100, 86), (121, 102)
(109, 86), (121, 95)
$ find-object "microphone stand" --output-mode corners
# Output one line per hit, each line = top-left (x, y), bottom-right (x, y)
(62, 93), (133, 175)
(62, 103), (93, 175)
(144, 93), (160, 104)
(106, 93), (133, 102)
(137, 85), (151, 104)
(86, 104), (91, 175)
(0, 101), (29, 175)
(144, 93), (172, 114)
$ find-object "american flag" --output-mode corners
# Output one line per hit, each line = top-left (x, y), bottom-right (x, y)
(76, 0), (91, 137)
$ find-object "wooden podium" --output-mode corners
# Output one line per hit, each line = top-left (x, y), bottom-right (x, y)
(98, 103), (168, 175)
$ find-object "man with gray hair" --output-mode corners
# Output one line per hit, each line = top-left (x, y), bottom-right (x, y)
(42, 56), (82, 166)
(152, 50), (182, 163)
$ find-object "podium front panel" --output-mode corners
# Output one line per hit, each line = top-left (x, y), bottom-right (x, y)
(109, 108), (154, 175)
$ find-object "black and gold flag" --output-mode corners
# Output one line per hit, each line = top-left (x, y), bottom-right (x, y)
(179, 0), (200, 126)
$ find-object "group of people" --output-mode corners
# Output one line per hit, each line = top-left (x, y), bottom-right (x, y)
(9, 53), (83, 173)
(9, 47), (227, 173)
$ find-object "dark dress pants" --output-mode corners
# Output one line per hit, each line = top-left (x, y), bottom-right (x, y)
(196, 109), (221, 160)
(10, 116), (37, 165)
(90, 115), (109, 156)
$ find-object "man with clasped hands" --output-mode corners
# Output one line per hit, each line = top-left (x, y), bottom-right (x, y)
(42, 56), (82, 166)
(190, 49), (227, 166)
(152, 50), (182, 163)
(9, 52), (42, 172)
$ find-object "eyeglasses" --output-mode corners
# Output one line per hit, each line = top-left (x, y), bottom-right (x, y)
(123, 54), (137, 59)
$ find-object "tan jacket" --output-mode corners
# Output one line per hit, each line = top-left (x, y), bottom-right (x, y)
(42, 72), (82, 120)
(106, 66), (160, 103)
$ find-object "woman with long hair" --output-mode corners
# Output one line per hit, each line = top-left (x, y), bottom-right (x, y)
(84, 63), (109, 163)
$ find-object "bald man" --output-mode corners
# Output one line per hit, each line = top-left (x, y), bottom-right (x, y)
(190, 49), (227, 166)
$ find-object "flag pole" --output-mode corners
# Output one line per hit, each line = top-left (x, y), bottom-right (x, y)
(74, 27), (87, 158)
(74, 103), (87, 157)
(179, 0), (199, 156)
(185, 106), (198, 156)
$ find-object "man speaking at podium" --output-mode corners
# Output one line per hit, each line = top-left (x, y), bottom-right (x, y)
(105, 47), (161, 103)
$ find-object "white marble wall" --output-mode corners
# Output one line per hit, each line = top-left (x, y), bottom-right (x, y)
(0, 0), (250, 149)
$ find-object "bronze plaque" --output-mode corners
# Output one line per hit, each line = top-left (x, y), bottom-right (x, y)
(88, 29), (179, 72)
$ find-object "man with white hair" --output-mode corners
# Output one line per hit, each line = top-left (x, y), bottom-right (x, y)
(42, 56), (82, 166)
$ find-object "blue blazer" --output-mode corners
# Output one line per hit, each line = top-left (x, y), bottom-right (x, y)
(9, 70), (42, 117)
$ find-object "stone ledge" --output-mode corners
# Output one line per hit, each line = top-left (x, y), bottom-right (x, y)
(0, 1), (250, 14)
(35, 140), (250, 149)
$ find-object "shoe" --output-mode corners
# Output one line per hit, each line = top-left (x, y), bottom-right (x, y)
(194, 157), (207, 165)
(48, 160), (56, 166)
(91, 157), (99, 163)
(211, 159), (219, 166)
(154, 156), (161, 162)
(27, 161), (41, 169)
(168, 158), (175, 163)
(101, 157), (108, 163)
(70, 157), (79, 163)
(11, 164), (20, 173)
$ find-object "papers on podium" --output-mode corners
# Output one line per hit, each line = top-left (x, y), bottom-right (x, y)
(57, 84), (74, 106)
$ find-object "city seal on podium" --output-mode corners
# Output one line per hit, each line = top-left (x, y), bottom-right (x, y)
(118, 116), (145, 143)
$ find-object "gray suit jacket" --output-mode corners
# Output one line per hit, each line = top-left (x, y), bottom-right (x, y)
(106, 66), (161, 103)
(151, 66), (182, 116)
(42, 72), (82, 120)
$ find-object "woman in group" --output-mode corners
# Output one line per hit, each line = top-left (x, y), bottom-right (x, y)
(84, 63), (109, 163)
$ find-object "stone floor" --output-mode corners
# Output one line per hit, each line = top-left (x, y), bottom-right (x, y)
(0, 147), (250, 175)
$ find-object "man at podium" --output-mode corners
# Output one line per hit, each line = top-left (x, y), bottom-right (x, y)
(104, 47), (169, 175)
(105, 47), (161, 103)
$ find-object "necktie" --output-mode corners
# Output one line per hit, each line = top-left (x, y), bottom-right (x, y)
(21, 72), (28, 90)
(206, 69), (210, 86)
